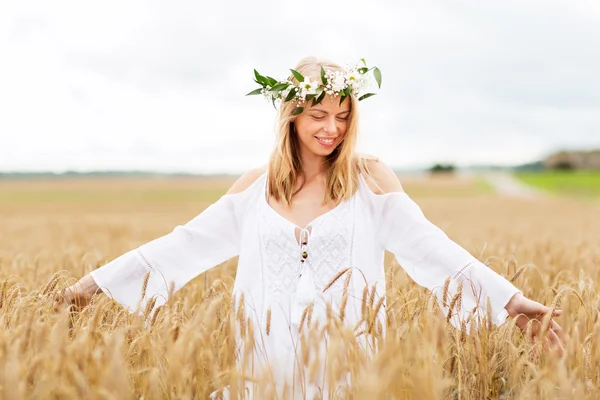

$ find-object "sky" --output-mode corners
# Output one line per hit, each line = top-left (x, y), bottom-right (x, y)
(1, 0), (599, 174)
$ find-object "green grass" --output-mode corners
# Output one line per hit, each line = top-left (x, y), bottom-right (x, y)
(514, 170), (600, 198)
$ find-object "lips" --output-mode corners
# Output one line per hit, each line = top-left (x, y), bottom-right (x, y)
(315, 136), (336, 146)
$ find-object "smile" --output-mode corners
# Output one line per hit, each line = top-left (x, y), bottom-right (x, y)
(315, 137), (336, 146)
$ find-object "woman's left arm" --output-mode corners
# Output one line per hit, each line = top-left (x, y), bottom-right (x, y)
(365, 160), (566, 351)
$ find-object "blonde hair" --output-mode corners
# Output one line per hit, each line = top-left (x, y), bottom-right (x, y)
(267, 56), (373, 206)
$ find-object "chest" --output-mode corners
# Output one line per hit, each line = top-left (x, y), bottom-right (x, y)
(266, 185), (339, 232)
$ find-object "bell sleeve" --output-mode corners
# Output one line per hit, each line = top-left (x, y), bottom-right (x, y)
(375, 192), (522, 330)
(89, 192), (242, 315)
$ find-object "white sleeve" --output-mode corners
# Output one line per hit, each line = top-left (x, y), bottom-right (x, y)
(90, 193), (242, 315)
(375, 192), (521, 330)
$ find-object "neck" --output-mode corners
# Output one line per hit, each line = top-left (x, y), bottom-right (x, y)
(298, 146), (327, 181)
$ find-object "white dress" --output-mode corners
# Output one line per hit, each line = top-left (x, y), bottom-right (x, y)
(90, 170), (521, 398)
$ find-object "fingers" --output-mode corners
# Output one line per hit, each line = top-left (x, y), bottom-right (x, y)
(527, 327), (565, 359)
(35, 285), (88, 314)
(517, 302), (561, 323)
(535, 305), (561, 320)
(553, 309), (563, 317)
(511, 297), (567, 357)
(51, 286), (79, 312)
(550, 320), (568, 346)
(548, 328), (566, 356)
(517, 311), (567, 355)
(531, 320), (567, 357)
(63, 285), (92, 310)
(51, 289), (67, 312)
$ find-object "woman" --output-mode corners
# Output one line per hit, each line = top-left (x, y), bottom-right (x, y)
(59, 56), (566, 398)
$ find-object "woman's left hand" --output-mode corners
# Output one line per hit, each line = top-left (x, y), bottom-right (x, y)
(504, 292), (567, 356)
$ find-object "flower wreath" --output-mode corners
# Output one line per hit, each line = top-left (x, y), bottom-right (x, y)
(246, 59), (382, 115)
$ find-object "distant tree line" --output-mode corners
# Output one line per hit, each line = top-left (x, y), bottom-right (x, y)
(542, 149), (600, 171)
(429, 163), (455, 173)
(427, 148), (600, 174)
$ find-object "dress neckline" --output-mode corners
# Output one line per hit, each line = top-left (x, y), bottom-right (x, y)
(262, 172), (362, 231)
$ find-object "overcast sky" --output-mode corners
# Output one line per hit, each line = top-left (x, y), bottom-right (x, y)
(1, 0), (599, 173)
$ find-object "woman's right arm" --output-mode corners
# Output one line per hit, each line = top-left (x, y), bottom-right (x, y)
(59, 166), (266, 313)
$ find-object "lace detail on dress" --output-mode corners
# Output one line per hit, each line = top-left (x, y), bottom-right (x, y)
(259, 209), (301, 296)
(452, 259), (477, 280)
(307, 201), (355, 294)
(258, 184), (357, 299)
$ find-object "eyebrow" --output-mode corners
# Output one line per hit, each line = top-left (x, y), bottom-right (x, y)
(310, 108), (351, 115)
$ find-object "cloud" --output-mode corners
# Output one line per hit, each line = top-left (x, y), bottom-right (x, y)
(0, 0), (599, 173)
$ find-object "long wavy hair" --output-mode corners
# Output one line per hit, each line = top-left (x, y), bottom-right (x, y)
(267, 56), (375, 206)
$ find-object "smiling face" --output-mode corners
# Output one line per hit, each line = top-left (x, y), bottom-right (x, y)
(269, 56), (362, 205)
(292, 95), (352, 158)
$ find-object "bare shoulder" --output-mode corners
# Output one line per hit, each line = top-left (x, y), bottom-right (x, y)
(226, 165), (267, 195)
(363, 157), (404, 195)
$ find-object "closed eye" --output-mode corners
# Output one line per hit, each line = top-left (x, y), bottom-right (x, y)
(311, 116), (349, 121)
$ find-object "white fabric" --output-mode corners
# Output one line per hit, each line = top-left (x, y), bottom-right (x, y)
(90, 170), (521, 398)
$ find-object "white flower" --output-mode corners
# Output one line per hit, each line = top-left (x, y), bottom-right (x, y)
(345, 69), (362, 95)
(298, 77), (319, 98)
(261, 87), (273, 101)
(355, 73), (374, 95)
(346, 66), (374, 96)
(327, 70), (347, 93)
(345, 69), (359, 85)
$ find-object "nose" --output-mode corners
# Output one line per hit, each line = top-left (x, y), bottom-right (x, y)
(324, 117), (336, 134)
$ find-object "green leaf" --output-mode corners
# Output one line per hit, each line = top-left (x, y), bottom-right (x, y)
(285, 87), (298, 102)
(305, 93), (316, 102)
(290, 69), (305, 83)
(360, 58), (367, 66)
(312, 90), (326, 106)
(358, 67), (368, 74)
(339, 94), (347, 105)
(292, 107), (304, 115)
(373, 67), (382, 88)
(254, 69), (268, 86)
(320, 65), (327, 85)
(264, 76), (278, 86)
(270, 83), (289, 92)
(246, 88), (263, 96)
(358, 93), (377, 101)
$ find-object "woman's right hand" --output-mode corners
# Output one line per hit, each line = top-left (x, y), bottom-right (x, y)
(54, 274), (102, 310)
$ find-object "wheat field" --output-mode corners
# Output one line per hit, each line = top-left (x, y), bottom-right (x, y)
(1, 174), (599, 399)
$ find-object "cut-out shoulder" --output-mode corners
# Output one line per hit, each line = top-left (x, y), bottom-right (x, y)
(362, 158), (404, 195)
(225, 165), (267, 195)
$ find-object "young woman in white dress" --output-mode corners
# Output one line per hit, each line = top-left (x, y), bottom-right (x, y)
(59, 56), (566, 398)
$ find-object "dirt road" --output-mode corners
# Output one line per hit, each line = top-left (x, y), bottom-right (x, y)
(481, 172), (545, 198)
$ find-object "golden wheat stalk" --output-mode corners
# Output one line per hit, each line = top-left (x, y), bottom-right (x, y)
(323, 268), (350, 293)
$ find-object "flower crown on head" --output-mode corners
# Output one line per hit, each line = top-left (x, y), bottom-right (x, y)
(246, 58), (382, 115)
